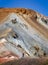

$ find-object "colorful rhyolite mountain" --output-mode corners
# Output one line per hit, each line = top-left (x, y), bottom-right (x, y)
(0, 8), (48, 64)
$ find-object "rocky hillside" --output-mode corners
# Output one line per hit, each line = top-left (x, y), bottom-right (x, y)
(0, 8), (48, 64)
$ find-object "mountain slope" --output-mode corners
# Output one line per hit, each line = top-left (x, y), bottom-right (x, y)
(0, 8), (48, 64)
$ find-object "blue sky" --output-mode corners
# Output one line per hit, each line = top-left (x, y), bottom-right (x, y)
(0, 0), (48, 16)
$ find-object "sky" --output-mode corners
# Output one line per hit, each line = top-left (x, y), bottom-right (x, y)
(0, 0), (48, 16)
